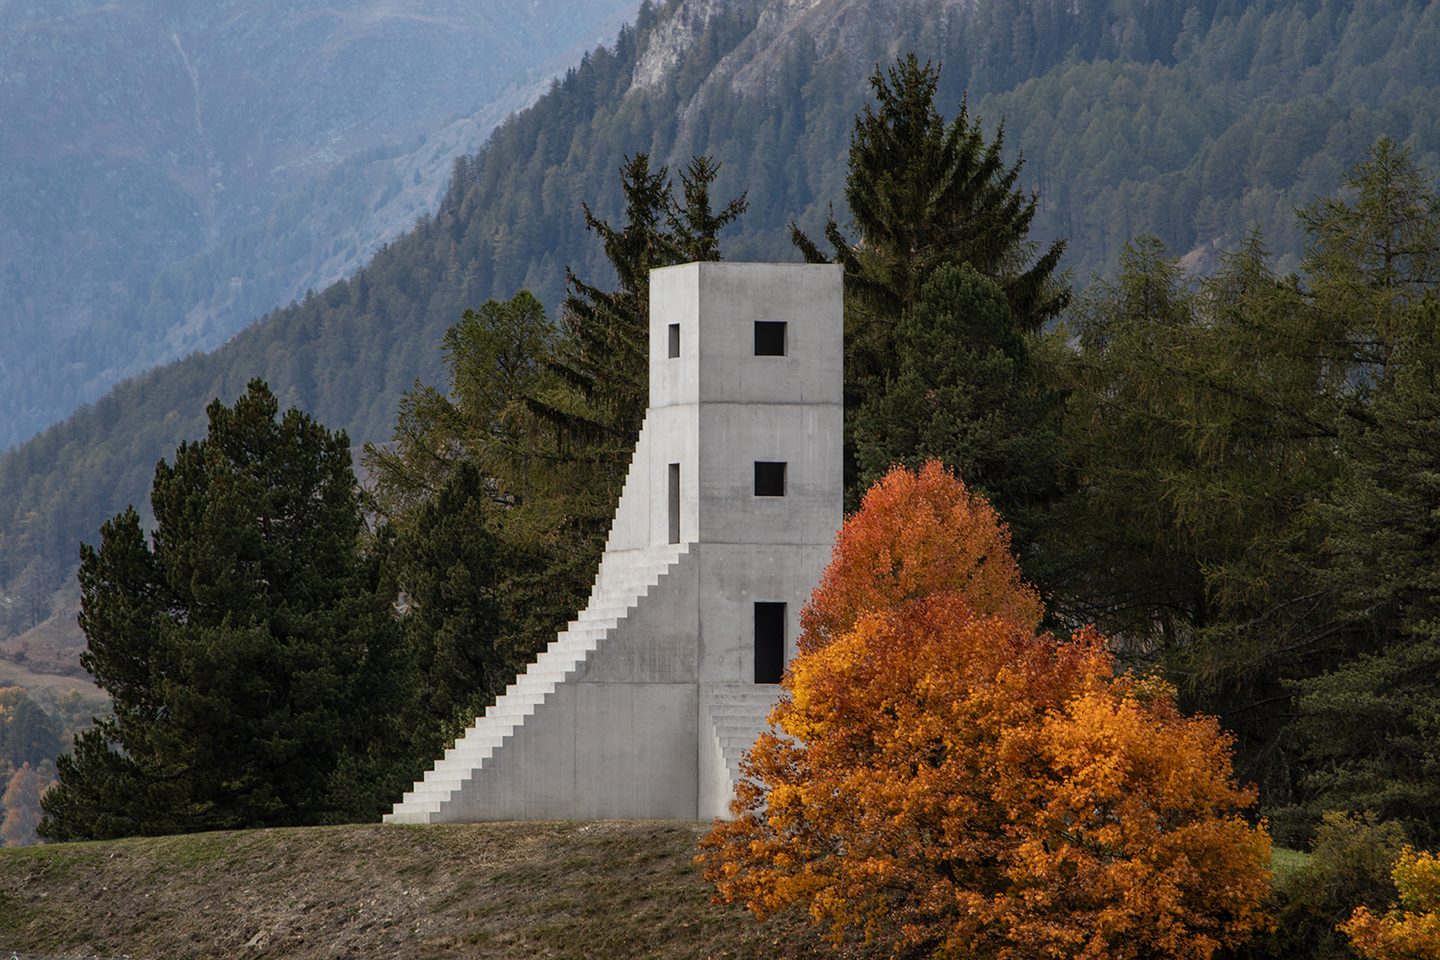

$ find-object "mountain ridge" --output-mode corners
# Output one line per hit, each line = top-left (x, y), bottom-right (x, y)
(0, 0), (639, 450)
(6, 0), (1440, 690)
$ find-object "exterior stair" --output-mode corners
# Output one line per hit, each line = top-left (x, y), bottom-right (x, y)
(702, 683), (783, 801)
(384, 540), (691, 824)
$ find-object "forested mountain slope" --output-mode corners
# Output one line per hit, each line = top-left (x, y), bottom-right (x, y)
(6, 0), (1440, 667)
(0, 0), (637, 450)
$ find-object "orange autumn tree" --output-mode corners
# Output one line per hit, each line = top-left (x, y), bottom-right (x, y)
(1342, 847), (1440, 959)
(698, 462), (1272, 960)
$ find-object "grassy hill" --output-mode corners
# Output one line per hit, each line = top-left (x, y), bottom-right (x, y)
(0, 821), (870, 959)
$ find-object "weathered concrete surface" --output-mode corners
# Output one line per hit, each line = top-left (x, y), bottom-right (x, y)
(386, 261), (842, 824)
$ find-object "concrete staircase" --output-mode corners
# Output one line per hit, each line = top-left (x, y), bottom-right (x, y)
(702, 683), (782, 800)
(384, 541), (691, 825)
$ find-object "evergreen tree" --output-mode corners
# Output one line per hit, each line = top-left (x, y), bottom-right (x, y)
(41, 381), (399, 840)
(1289, 300), (1440, 845)
(386, 462), (511, 772)
(541, 154), (747, 461)
(793, 54), (1067, 374)
(364, 159), (746, 764)
(0, 687), (62, 768)
(793, 54), (1068, 509)
(852, 263), (1064, 558)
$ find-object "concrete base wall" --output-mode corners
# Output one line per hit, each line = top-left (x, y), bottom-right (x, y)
(442, 680), (699, 821)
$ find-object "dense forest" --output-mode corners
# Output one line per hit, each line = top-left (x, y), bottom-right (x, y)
(7, 0), (1440, 645)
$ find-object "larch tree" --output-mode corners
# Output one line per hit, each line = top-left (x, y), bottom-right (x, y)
(699, 463), (1272, 960)
(2, 762), (47, 847)
(1047, 140), (1440, 829)
(362, 157), (746, 777)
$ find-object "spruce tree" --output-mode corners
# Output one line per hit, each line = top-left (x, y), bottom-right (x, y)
(793, 54), (1067, 384)
(513, 154), (745, 646)
(793, 54), (1068, 511)
(364, 159), (745, 761)
(852, 263), (1064, 556)
(1289, 300), (1440, 845)
(41, 381), (399, 840)
(540, 153), (746, 461)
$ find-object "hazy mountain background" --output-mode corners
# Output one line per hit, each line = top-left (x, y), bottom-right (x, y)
(6, 0), (1440, 695)
(0, 0), (639, 452)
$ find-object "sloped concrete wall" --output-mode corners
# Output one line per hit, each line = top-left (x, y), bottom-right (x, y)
(389, 261), (843, 824)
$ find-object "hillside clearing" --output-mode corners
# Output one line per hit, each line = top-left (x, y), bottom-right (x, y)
(0, 820), (868, 959)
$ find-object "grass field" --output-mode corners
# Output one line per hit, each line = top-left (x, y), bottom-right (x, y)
(0, 820), (873, 959)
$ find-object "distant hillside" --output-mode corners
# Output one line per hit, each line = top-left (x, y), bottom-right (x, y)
(0, 821), (866, 958)
(6, 0), (1440, 676)
(0, 0), (638, 450)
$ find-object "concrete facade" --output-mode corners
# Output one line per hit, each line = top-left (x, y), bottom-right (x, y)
(385, 261), (843, 824)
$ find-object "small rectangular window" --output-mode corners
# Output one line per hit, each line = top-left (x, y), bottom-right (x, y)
(754, 461), (786, 497)
(755, 602), (786, 684)
(667, 323), (680, 358)
(754, 321), (787, 356)
(668, 463), (681, 544)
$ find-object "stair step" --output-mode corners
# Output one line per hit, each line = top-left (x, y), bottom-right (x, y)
(387, 530), (695, 822)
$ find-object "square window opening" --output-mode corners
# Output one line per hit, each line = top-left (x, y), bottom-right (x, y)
(754, 461), (786, 497)
(754, 321), (787, 356)
(755, 602), (786, 684)
(667, 323), (680, 359)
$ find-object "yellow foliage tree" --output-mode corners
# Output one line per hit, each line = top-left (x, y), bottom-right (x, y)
(698, 463), (1272, 960)
(1342, 847), (1440, 959)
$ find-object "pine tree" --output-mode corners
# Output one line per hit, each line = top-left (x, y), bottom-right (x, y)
(41, 381), (400, 840)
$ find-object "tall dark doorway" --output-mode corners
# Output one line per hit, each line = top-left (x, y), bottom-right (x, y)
(754, 601), (786, 684)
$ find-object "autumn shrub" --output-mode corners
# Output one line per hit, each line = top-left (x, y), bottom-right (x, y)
(1341, 847), (1440, 960)
(1244, 813), (1409, 960)
(698, 462), (1273, 960)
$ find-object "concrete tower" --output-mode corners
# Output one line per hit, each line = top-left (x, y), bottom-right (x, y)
(385, 261), (843, 823)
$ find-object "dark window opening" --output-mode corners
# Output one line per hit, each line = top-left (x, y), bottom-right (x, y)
(668, 463), (680, 544)
(755, 602), (786, 684)
(754, 321), (787, 356)
(754, 461), (786, 497)
(667, 323), (680, 358)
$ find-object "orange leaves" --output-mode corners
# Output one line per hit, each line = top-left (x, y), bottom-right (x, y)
(698, 462), (1272, 960)
(1342, 848), (1440, 959)
(800, 461), (1042, 653)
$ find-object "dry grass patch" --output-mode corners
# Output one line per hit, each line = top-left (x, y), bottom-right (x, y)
(0, 820), (880, 959)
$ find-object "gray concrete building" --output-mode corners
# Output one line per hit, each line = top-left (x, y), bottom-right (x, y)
(385, 261), (843, 823)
